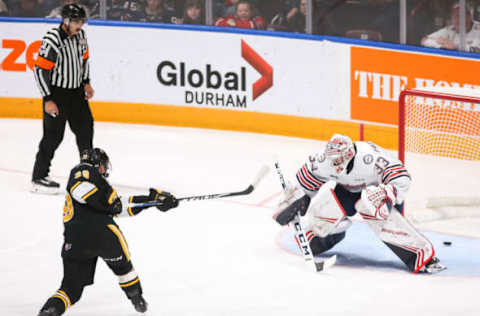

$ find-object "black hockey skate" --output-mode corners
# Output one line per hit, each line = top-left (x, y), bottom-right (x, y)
(420, 257), (446, 274)
(130, 294), (148, 313)
(31, 177), (60, 195)
(38, 307), (60, 316)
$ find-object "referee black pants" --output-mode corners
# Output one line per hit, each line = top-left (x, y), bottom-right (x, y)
(32, 86), (94, 180)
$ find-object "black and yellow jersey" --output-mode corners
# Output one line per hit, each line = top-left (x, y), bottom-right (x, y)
(63, 162), (158, 226)
(64, 163), (119, 225)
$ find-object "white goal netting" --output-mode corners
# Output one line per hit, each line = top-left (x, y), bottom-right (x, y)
(399, 87), (480, 222)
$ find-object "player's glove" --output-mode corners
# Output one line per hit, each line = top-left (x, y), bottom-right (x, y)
(107, 197), (123, 215)
(361, 184), (397, 220)
(149, 188), (179, 212)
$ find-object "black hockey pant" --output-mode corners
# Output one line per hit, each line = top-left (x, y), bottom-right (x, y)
(32, 86), (93, 180)
(39, 224), (142, 315)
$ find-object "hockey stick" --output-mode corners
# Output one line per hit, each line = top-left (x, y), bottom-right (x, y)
(130, 165), (270, 207)
(274, 160), (336, 272)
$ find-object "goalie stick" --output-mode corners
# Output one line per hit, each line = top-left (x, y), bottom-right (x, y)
(274, 160), (336, 272)
(130, 165), (270, 207)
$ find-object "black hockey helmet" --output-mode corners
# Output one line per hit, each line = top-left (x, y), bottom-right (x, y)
(80, 148), (111, 177)
(61, 4), (87, 24)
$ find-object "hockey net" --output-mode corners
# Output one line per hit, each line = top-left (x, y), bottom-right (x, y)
(399, 87), (480, 213)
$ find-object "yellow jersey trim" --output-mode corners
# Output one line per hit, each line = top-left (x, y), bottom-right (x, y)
(81, 187), (98, 200)
(108, 189), (117, 204)
(128, 196), (134, 217)
(69, 181), (82, 194)
(107, 224), (131, 261)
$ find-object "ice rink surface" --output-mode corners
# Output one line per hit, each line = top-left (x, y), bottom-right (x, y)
(1, 119), (479, 316)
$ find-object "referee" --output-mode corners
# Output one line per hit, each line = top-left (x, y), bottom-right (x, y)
(32, 4), (94, 194)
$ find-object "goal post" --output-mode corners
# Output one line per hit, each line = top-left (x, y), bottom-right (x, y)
(398, 87), (480, 209)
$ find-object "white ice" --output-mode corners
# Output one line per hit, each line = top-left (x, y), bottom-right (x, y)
(1, 118), (479, 316)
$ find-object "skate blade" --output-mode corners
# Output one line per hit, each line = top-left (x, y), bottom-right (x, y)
(426, 265), (447, 274)
(31, 184), (61, 195)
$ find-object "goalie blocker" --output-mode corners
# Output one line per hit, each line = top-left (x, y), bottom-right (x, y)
(274, 134), (446, 274)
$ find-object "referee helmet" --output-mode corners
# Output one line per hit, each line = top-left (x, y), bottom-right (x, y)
(61, 4), (87, 24)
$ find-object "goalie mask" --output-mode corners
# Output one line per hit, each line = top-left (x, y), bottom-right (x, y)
(80, 148), (112, 177)
(325, 134), (355, 175)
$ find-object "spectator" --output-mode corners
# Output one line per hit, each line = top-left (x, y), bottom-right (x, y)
(47, 0), (90, 18)
(286, 0), (306, 33)
(213, 0), (226, 18)
(84, 0), (101, 19)
(10, 0), (46, 17)
(278, 0), (339, 35)
(163, 0), (174, 10)
(178, 0), (204, 25)
(0, 0), (8, 16)
(102, 0), (144, 21)
(257, 0), (295, 31)
(421, 1), (480, 51)
(407, 0), (443, 46)
(222, 0), (238, 16)
(138, 0), (176, 23)
(215, 0), (265, 30)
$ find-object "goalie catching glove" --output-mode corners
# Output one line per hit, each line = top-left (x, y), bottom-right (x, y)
(360, 184), (397, 220)
(149, 188), (179, 212)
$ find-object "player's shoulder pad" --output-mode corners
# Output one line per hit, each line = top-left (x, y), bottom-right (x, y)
(306, 152), (332, 180)
(354, 141), (380, 166)
(69, 163), (102, 183)
(311, 152), (328, 165)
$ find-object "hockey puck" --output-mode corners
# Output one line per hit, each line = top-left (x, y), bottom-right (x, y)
(443, 241), (452, 246)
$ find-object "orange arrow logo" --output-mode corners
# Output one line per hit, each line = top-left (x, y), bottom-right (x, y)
(241, 40), (273, 101)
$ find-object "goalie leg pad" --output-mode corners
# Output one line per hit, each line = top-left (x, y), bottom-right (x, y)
(305, 181), (348, 238)
(362, 207), (436, 273)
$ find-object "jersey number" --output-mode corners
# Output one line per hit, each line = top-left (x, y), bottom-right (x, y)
(74, 170), (90, 179)
(309, 155), (319, 171)
(63, 193), (74, 223)
(375, 157), (389, 174)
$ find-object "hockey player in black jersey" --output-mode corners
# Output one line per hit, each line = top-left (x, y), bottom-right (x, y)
(37, 148), (179, 316)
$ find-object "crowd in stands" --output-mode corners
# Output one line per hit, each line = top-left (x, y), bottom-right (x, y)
(2, 0), (480, 52)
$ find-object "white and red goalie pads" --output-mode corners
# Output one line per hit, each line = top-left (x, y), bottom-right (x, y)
(303, 181), (349, 238)
(357, 199), (435, 273)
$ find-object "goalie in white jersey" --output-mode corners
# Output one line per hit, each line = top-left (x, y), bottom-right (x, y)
(275, 134), (445, 273)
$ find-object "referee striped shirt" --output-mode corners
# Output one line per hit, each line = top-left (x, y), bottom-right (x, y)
(34, 26), (90, 101)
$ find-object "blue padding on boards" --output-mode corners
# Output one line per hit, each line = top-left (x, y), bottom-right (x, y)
(278, 221), (480, 276)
